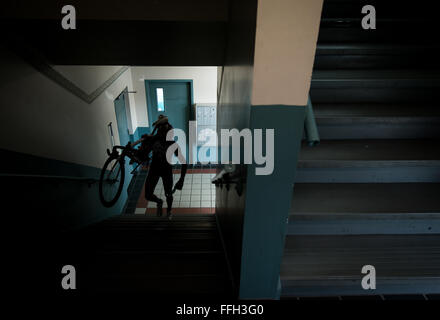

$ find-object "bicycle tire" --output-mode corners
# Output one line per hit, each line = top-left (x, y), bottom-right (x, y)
(99, 155), (125, 207)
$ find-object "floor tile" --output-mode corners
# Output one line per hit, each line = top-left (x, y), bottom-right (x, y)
(201, 201), (211, 208)
(135, 208), (146, 214)
(180, 195), (191, 202)
(180, 202), (190, 208)
(135, 171), (218, 213)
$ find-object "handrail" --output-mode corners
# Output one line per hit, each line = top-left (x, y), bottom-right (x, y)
(0, 173), (99, 186)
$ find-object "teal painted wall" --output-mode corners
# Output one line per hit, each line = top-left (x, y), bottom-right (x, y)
(1, 148), (131, 231)
(239, 105), (305, 299)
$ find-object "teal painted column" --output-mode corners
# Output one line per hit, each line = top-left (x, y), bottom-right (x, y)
(239, 105), (305, 299)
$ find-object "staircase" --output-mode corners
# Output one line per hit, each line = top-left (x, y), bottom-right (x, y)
(281, 0), (440, 297)
(63, 214), (233, 297)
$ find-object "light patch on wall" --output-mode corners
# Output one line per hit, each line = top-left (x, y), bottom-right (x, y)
(251, 0), (324, 106)
(105, 90), (115, 101)
(156, 88), (165, 111)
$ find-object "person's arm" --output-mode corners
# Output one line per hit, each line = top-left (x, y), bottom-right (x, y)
(130, 139), (143, 147)
(129, 134), (151, 148)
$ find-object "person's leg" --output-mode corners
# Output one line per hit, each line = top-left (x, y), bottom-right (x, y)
(145, 166), (163, 216)
(162, 166), (174, 218)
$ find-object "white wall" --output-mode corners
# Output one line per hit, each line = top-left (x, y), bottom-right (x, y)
(130, 67), (217, 128)
(0, 49), (136, 169)
(53, 65), (123, 94)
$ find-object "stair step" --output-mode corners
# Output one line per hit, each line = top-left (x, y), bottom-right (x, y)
(87, 217), (218, 231)
(316, 44), (440, 56)
(315, 116), (440, 139)
(78, 251), (227, 286)
(282, 235), (440, 277)
(77, 237), (222, 252)
(315, 44), (440, 70)
(317, 20), (438, 44)
(281, 234), (440, 296)
(291, 183), (440, 215)
(312, 69), (440, 87)
(85, 274), (230, 295)
(89, 222), (217, 229)
(321, 0), (437, 21)
(299, 139), (440, 162)
(288, 183), (440, 235)
(296, 140), (440, 182)
(310, 70), (440, 103)
(107, 214), (216, 221)
(312, 104), (440, 139)
(314, 103), (440, 117)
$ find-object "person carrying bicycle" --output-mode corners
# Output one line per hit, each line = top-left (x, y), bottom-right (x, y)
(129, 115), (187, 219)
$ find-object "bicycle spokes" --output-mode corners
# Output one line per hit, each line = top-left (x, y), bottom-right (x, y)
(101, 158), (123, 202)
(105, 161), (121, 184)
(99, 148), (127, 207)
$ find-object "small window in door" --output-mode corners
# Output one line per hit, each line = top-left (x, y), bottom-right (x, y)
(156, 88), (165, 111)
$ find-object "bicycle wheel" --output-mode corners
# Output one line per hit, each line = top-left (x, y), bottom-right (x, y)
(99, 156), (125, 207)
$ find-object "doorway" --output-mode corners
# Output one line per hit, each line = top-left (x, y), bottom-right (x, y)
(145, 80), (193, 159)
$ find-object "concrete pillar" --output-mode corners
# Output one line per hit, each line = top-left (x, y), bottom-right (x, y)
(239, 0), (323, 299)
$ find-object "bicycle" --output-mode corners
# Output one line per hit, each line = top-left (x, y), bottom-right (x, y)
(99, 144), (148, 207)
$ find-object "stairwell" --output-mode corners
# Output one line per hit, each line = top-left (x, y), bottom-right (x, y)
(281, 0), (440, 297)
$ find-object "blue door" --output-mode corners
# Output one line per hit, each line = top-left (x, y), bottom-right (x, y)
(146, 80), (192, 158)
(114, 92), (130, 146)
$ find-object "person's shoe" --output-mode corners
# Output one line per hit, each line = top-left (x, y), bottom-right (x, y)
(156, 200), (163, 217)
(166, 209), (173, 220)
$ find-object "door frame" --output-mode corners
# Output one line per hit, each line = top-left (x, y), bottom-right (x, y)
(144, 79), (194, 130)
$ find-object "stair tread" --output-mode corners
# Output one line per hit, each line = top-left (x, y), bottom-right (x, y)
(290, 183), (440, 215)
(299, 139), (440, 164)
(107, 214), (215, 220)
(86, 274), (231, 294)
(314, 103), (440, 117)
(316, 43), (440, 55)
(281, 235), (440, 279)
(312, 69), (440, 81)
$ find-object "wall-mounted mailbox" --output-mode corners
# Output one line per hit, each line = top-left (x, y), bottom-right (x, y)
(193, 103), (217, 163)
(194, 103), (217, 146)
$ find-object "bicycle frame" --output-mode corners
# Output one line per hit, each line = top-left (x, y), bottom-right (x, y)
(106, 145), (149, 175)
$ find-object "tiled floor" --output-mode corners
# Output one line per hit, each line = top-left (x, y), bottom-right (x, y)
(136, 169), (217, 214)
